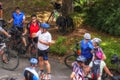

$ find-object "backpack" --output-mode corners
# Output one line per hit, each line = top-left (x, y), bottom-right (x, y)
(24, 70), (34, 80)
(66, 16), (74, 27)
(91, 60), (101, 80)
(56, 16), (66, 27)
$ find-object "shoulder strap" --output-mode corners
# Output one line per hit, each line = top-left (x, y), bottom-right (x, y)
(25, 68), (39, 79)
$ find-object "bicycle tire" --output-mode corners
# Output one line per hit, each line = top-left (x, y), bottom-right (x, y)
(2, 47), (19, 71)
(64, 54), (76, 68)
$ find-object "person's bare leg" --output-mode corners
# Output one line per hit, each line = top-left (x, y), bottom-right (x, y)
(22, 37), (27, 47)
(39, 57), (44, 70)
(44, 60), (51, 73)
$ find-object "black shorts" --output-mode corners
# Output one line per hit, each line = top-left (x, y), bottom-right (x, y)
(38, 48), (49, 60)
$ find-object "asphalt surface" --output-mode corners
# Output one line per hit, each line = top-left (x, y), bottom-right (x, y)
(0, 58), (72, 80)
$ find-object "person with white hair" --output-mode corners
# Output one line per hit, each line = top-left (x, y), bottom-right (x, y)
(80, 33), (94, 65)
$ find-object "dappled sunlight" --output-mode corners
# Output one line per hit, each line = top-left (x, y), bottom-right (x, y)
(101, 42), (108, 46)
(36, 11), (51, 22)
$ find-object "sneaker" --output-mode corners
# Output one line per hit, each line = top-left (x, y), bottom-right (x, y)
(38, 70), (44, 79)
(47, 73), (51, 80)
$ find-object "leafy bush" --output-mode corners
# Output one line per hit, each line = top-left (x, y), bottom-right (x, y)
(84, 0), (120, 36)
(50, 36), (67, 56)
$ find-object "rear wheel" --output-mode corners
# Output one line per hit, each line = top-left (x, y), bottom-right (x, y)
(64, 54), (77, 68)
(1, 47), (19, 71)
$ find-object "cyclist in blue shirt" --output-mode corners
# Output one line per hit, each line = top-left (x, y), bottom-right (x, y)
(8, 7), (27, 48)
(80, 33), (94, 65)
(23, 58), (39, 80)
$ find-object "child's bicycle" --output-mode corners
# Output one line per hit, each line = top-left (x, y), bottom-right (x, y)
(64, 42), (80, 68)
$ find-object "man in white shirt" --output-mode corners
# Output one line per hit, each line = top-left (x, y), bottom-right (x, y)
(32, 23), (52, 79)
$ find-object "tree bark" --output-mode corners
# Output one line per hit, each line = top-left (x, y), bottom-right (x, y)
(62, 0), (73, 16)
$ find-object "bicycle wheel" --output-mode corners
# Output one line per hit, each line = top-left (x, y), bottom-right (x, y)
(1, 47), (19, 71)
(64, 54), (76, 68)
(102, 68), (119, 80)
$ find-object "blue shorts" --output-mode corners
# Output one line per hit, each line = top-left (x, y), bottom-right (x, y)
(38, 48), (49, 60)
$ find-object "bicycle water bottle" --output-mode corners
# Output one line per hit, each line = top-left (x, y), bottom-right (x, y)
(76, 43), (81, 55)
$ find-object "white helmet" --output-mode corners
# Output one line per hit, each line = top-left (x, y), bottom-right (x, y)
(92, 38), (102, 44)
(84, 33), (91, 39)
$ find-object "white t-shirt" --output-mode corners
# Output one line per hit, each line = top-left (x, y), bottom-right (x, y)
(36, 30), (52, 50)
(88, 60), (106, 80)
(0, 26), (3, 31)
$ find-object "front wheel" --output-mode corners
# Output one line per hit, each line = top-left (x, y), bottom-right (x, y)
(64, 54), (77, 69)
(1, 48), (19, 71)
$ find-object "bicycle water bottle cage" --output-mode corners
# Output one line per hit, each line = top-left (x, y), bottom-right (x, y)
(111, 54), (119, 64)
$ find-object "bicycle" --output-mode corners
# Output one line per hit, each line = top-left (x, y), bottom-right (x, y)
(0, 34), (19, 71)
(102, 54), (120, 80)
(47, 2), (61, 24)
(8, 26), (38, 59)
(64, 42), (80, 68)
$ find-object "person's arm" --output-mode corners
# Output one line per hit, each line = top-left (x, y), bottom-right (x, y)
(100, 48), (106, 60)
(22, 15), (26, 24)
(104, 66), (113, 77)
(70, 72), (75, 80)
(8, 18), (13, 24)
(1, 30), (11, 37)
(39, 33), (52, 46)
(22, 27), (27, 36)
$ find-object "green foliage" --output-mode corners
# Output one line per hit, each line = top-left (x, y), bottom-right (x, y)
(50, 36), (67, 56)
(84, 0), (120, 36)
(90, 34), (120, 65)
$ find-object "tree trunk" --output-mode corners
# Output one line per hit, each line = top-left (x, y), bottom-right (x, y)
(62, 0), (73, 16)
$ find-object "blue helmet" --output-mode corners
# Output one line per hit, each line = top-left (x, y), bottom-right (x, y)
(30, 58), (38, 65)
(41, 23), (50, 29)
(76, 55), (86, 63)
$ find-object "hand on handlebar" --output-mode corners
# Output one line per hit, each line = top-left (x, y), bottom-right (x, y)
(111, 76), (118, 80)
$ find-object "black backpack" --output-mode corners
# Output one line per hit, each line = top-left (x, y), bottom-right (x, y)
(66, 16), (74, 27)
(56, 16), (66, 27)
(91, 60), (101, 80)
(24, 70), (34, 80)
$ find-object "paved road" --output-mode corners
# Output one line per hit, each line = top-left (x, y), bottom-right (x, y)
(0, 58), (71, 80)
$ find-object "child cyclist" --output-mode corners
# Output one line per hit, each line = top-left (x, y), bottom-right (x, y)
(70, 55), (89, 80)
(23, 58), (39, 80)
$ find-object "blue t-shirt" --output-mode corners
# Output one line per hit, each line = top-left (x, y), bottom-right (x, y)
(80, 39), (94, 59)
(12, 12), (25, 28)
